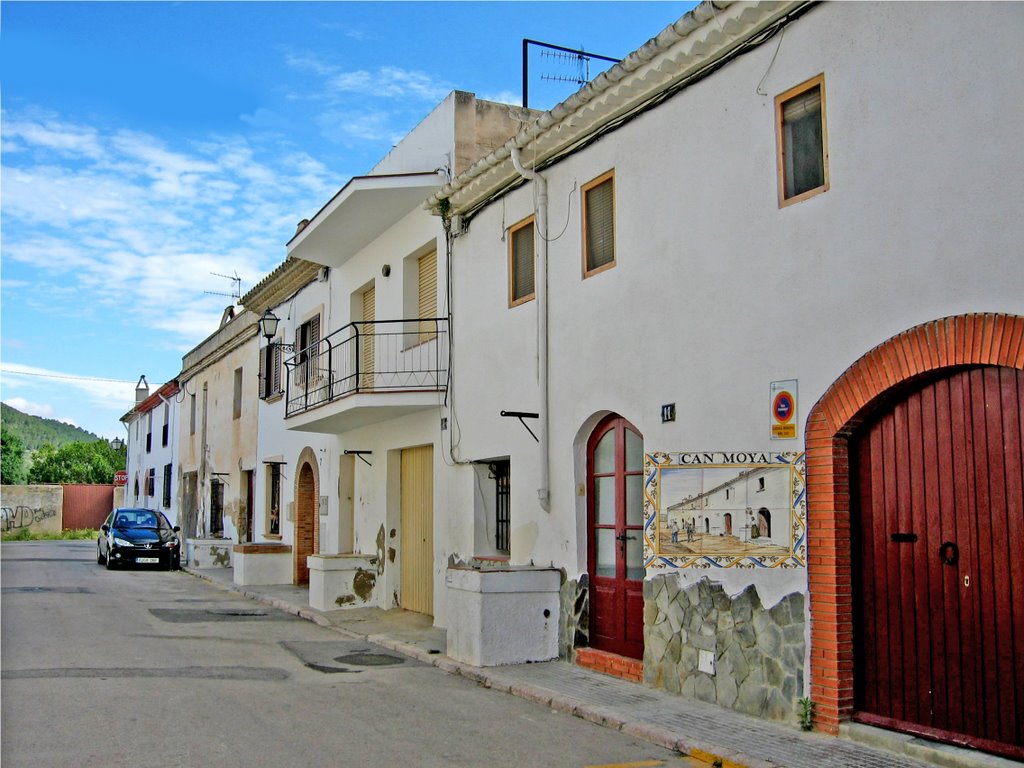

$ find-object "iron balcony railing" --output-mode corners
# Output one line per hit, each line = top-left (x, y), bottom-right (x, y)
(284, 318), (449, 418)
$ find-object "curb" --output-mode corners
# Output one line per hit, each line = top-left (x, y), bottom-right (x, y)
(180, 567), (754, 768)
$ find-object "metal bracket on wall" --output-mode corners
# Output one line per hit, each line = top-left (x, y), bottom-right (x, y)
(344, 450), (373, 467)
(500, 410), (539, 443)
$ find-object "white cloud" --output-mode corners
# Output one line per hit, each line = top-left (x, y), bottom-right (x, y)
(5, 397), (56, 419)
(1, 110), (104, 159)
(1, 107), (340, 355)
(0, 363), (139, 418)
(480, 90), (521, 106)
(326, 66), (451, 102)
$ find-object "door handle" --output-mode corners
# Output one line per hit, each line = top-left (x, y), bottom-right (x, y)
(615, 533), (637, 542)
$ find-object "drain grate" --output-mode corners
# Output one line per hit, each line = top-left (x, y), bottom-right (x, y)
(333, 653), (404, 667)
(149, 607), (293, 623)
(281, 640), (418, 674)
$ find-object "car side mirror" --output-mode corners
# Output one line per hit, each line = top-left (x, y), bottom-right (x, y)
(173, 526), (181, 533)
(101, 524), (110, 534)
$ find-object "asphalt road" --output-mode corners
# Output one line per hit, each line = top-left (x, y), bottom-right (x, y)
(1, 541), (687, 768)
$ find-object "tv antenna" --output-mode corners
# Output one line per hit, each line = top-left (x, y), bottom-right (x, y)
(205, 271), (243, 301)
(522, 39), (620, 109)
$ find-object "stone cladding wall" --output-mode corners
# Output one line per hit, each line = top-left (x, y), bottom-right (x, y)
(644, 575), (806, 726)
(559, 574), (588, 660)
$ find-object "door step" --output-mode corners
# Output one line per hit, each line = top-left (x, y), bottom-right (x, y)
(575, 647), (643, 683)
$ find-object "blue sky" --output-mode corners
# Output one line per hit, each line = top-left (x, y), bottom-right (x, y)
(1, 1), (695, 440)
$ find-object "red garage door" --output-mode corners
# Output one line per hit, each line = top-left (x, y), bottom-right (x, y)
(852, 366), (1023, 759)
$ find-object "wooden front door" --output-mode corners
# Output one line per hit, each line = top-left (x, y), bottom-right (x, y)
(400, 445), (433, 615)
(294, 462), (317, 585)
(587, 415), (645, 660)
(852, 366), (1023, 759)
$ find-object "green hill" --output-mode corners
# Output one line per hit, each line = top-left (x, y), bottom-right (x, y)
(1, 402), (103, 452)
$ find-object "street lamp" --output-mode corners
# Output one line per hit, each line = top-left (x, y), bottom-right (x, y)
(258, 309), (294, 351)
(110, 437), (125, 451)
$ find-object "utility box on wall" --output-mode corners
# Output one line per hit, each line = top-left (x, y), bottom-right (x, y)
(445, 566), (561, 667)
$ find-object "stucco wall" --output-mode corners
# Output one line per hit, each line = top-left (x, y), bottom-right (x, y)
(443, 0), (1024, 717)
(1, 485), (63, 534)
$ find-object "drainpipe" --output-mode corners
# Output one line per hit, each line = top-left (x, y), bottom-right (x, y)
(511, 146), (550, 512)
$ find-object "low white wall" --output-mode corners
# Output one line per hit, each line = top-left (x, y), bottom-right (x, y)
(233, 543), (292, 585)
(308, 554), (380, 611)
(187, 538), (233, 569)
(446, 566), (561, 666)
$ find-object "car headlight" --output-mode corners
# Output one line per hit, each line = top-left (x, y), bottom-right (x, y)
(113, 537), (133, 547)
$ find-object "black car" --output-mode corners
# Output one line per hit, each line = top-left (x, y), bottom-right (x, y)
(97, 507), (181, 570)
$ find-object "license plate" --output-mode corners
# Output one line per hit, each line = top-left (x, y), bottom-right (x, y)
(136, 557), (160, 564)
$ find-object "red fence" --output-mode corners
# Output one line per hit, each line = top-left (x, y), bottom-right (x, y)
(61, 485), (114, 530)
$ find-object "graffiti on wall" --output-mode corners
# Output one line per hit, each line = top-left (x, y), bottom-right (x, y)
(643, 451), (806, 570)
(1, 505), (58, 532)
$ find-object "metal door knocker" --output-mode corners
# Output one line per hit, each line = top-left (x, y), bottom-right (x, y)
(939, 541), (959, 566)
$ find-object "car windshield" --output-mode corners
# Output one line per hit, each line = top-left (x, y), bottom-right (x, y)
(117, 512), (160, 529)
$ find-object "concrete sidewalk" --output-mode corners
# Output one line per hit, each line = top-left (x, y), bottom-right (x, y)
(183, 566), (1014, 768)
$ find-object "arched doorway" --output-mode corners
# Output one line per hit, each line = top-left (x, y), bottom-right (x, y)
(805, 313), (1024, 761)
(757, 508), (771, 539)
(724, 513), (733, 535)
(587, 414), (644, 660)
(294, 459), (318, 585)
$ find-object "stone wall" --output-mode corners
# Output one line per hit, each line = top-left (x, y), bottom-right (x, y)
(558, 573), (588, 660)
(0, 485), (64, 534)
(644, 575), (806, 726)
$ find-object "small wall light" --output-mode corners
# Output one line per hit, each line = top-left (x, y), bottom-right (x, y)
(381, 264), (391, 277)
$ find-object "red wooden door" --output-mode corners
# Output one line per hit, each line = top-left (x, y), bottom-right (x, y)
(587, 415), (645, 660)
(852, 366), (1023, 760)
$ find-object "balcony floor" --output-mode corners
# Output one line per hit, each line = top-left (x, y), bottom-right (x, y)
(284, 390), (444, 433)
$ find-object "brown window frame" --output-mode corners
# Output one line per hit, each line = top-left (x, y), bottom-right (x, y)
(507, 215), (536, 308)
(232, 367), (243, 420)
(582, 170), (616, 279)
(775, 73), (829, 208)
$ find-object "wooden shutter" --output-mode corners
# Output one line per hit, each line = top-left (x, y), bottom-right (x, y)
(509, 219), (535, 305)
(418, 251), (437, 342)
(361, 286), (375, 389)
(584, 173), (615, 274)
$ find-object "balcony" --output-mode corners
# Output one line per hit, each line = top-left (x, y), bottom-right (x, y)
(283, 318), (448, 433)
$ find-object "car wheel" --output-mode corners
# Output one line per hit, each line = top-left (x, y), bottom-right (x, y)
(97, 545), (106, 565)
(105, 551), (116, 570)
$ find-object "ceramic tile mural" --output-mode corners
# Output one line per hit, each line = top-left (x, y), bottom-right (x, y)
(643, 451), (806, 569)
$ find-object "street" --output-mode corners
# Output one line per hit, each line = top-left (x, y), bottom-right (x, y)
(1, 541), (687, 768)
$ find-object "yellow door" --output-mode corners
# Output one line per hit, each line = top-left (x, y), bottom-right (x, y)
(400, 445), (433, 615)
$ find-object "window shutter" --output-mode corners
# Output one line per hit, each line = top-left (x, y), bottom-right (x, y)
(361, 286), (375, 389)
(309, 314), (320, 347)
(272, 343), (282, 395)
(418, 250), (438, 342)
(259, 344), (270, 398)
(511, 220), (535, 303)
(585, 177), (615, 272)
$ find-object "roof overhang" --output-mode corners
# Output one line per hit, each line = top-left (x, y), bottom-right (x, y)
(288, 172), (446, 268)
(427, 0), (812, 218)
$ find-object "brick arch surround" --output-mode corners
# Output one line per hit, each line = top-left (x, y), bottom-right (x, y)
(805, 312), (1024, 733)
(293, 447), (320, 585)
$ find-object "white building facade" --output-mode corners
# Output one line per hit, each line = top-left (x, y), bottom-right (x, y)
(238, 92), (532, 626)
(120, 378), (181, 525)
(427, 0), (1024, 758)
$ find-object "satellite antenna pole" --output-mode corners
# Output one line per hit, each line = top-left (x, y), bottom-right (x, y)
(205, 271), (243, 301)
(522, 39), (620, 109)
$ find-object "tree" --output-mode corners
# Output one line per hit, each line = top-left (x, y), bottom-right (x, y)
(1, 425), (28, 484)
(27, 440), (125, 485)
